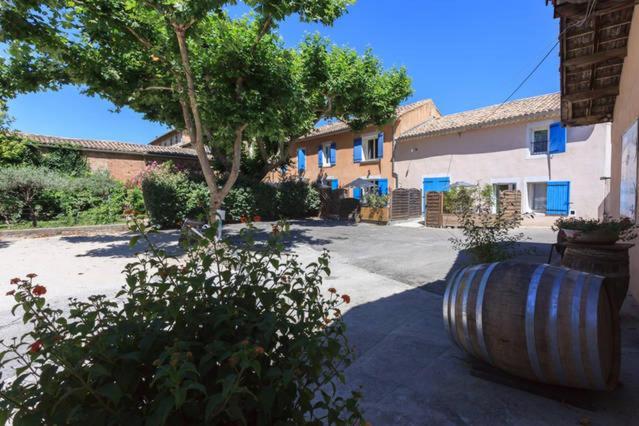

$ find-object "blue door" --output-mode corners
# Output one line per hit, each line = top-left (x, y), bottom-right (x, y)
(423, 177), (450, 212)
(546, 181), (570, 215)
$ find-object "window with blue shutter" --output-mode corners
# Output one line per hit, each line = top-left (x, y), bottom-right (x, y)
(377, 132), (384, 158)
(549, 122), (567, 154)
(297, 148), (306, 172)
(330, 143), (336, 165)
(330, 179), (339, 190)
(353, 137), (362, 163)
(377, 179), (388, 195)
(546, 181), (570, 215)
(318, 145), (323, 167)
(353, 187), (362, 200)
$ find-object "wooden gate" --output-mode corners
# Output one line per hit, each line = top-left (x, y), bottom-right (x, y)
(499, 190), (522, 217)
(425, 191), (444, 227)
(390, 188), (422, 220)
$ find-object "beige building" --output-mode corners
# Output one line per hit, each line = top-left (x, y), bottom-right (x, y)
(395, 93), (612, 226)
(550, 0), (639, 298)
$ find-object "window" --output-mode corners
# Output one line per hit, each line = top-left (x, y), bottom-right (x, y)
(529, 182), (547, 213)
(530, 127), (549, 155)
(363, 135), (380, 161)
(323, 143), (332, 166)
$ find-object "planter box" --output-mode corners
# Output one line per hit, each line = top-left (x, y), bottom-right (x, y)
(360, 206), (390, 224)
(442, 213), (459, 228)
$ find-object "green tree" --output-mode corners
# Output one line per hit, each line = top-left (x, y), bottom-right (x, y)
(0, 166), (65, 227)
(0, 0), (412, 223)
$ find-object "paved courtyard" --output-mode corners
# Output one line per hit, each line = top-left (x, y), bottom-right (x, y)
(1, 220), (639, 425)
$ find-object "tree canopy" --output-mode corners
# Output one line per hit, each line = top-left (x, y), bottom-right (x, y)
(1, 0), (413, 220)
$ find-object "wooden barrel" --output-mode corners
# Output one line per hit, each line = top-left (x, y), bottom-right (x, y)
(443, 262), (620, 390)
(561, 243), (632, 312)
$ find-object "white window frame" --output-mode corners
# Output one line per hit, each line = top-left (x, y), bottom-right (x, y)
(361, 133), (380, 162)
(322, 142), (333, 167)
(526, 180), (549, 215)
(529, 125), (550, 155)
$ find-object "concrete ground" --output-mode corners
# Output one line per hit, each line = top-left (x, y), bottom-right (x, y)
(1, 220), (638, 425)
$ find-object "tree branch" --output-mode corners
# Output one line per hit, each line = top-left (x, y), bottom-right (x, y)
(216, 124), (248, 204)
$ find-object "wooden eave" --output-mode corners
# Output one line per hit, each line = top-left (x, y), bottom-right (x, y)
(551, 0), (638, 126)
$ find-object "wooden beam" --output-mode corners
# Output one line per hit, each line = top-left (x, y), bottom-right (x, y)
(556, 0), (637, 18)
(563, 86), (620, 102)
(564, 46), (627, 67)
(563, 113), (613, 127)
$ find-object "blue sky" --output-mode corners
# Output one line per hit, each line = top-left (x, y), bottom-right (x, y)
(6, 1), (560, 144)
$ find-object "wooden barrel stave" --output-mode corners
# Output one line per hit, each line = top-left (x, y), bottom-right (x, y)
(443, 262), (620, 391)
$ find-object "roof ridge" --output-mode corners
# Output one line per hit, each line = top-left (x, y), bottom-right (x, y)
(399, 93), (560, 140)
(18, 132), (142, 146)
(433, 92), (559, 120)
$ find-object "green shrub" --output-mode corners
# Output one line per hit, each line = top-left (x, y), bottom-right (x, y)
(277, 180), (319, 218)
(0, 166), (66, 227)
(365, 193), (388, 209)
(449, 186), (529, 263)
(141, 163), (207, 228)
(0, 221), (364, 425)
(224, 186), (258, 221)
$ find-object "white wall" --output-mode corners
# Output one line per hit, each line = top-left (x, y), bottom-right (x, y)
(394, 120), (612, 226)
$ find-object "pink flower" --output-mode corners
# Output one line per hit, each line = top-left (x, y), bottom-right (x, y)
(6, 290), (15, 296)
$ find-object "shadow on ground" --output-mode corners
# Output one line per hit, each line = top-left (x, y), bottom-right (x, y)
(338, 277), (639, 425)
(62, 231), (182, 258)
(223, 219), (350, 248)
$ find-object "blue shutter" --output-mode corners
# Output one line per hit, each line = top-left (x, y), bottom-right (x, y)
(318, 145), (323, 167)
(549, 122), (567, 154)
(330, 143), (336, 165)
(353, 138), (362, 163)
(353, 187), (362, 200)
(297, 148), (306, 172)
(423, 177), (450, 192)
(377, 132), (384, 158)
(331, 179), (339, 190)
(378, 179), (388, 195)
(546, 181), (570, 215)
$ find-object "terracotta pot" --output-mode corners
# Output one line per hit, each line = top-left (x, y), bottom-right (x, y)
(561, 228), (619, 245)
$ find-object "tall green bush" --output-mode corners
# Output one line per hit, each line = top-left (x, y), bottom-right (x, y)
(0, 221), (364, 424)
(141, 163), (207, 228)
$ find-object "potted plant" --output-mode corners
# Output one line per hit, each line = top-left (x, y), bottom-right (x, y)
(360, 193), (390, 224)
(553, 216), (638, 245)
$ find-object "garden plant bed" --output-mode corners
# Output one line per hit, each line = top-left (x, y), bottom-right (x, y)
(359, 206), (390, 224)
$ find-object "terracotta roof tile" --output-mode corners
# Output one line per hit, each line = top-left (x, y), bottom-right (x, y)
(399, 93), (560, 140)
(299, 98), (437, 141)
(19, 132), (198, 158)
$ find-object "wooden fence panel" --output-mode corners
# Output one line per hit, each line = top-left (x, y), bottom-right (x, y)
(499, 190), (522, 217)
(390, 188), (422, 220)
(425, 191), (444, 227)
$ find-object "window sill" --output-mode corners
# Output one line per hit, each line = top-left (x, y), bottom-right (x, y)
(359, 159), (381, 165)
(321, 164), (335, 168)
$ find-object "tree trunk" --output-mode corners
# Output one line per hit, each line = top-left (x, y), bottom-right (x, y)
(29, 204), (37, 227)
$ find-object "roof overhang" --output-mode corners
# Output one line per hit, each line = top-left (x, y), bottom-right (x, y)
(550, 0), (638, 126)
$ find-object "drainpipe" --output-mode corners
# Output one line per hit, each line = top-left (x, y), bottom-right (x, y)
(391, 121), (399, 189)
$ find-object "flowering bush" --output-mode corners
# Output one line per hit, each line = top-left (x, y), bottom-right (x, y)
(0, 220), (363, 425)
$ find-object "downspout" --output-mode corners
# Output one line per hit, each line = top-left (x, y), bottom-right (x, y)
(391, 121), (399, 189)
